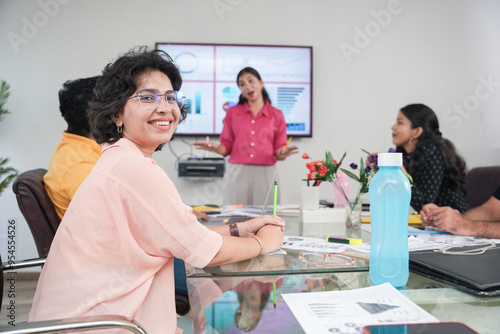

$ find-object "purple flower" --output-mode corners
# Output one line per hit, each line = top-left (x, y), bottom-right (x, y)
(388, 147), (396, 153)
(368, 155), (377, 163)
(350, 163), (358, 170)
(365, 166), (372, 172)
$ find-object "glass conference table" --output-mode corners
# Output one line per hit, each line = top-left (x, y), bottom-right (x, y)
(185, 215), (500, 334)
(186, 215), (370, 278)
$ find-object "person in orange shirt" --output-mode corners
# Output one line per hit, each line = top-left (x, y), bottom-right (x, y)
(44, 76), (101, 219)
(29, 47), (285, 334)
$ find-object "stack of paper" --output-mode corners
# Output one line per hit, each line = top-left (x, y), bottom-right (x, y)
(283, 283), (439, 334)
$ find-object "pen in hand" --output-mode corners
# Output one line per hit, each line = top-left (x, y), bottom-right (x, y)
(361, 148), (371, 155)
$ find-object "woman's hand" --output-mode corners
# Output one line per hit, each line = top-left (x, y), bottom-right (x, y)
(239, 215), (285, 237)
(193, 210), (209, 222)
(193, 140), (218, 152)
(276, 145), (299, 161)
(256, 224), (284, 254)
(365, 153), (378, 170)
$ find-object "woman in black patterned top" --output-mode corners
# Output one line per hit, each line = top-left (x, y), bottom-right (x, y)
(391, 104), (469, 212)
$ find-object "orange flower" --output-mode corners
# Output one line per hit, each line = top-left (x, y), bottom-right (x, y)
(302, 153), (309, 159)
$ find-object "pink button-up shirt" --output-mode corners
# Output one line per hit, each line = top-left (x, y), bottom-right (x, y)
(28, 138), (223, 334)
(220, 102), (288, 166)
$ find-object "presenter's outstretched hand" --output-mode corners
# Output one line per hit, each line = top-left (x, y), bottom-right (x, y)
(193, 140), (217, 152)
(276, 145), (299, 161)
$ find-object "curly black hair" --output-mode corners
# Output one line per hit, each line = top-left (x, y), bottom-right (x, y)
(88, 46), (187, 145)
(59, 76), (99, 137)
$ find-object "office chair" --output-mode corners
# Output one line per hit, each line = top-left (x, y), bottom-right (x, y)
(0, 254), (147, 334)
(12, 168), (60, 258)
(11, 168), (190, 315)
(464, 166), (500, 208)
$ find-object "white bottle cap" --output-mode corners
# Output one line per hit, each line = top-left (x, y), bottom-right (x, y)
(378, 152), (402, 167)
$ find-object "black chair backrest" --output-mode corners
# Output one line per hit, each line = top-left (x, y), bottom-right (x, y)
(12, 169), (61, 258)
(465, 166), (500, 208)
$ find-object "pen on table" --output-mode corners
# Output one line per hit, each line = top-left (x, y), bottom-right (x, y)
(326, 237), (363, 245)
(272, 180), (277, 308)
(408, 230), (451, 235)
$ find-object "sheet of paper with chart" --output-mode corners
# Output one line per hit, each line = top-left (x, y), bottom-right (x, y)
(282, 283), (438, 334)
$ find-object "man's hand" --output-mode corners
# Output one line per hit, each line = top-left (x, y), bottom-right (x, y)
(420, 203), (470, 235)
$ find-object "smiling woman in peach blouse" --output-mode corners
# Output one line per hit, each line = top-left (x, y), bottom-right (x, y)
(28, 47), (284, 334)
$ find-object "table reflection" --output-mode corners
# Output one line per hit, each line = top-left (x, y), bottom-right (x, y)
(188, 272), (372, 334)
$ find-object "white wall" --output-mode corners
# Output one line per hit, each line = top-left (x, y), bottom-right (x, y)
(1, 0), (499, 261)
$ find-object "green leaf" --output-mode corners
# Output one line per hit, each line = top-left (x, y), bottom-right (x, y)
(340, 168), (360, 182)
(0, 158), (18, 196)
(0, 80), (11, 121)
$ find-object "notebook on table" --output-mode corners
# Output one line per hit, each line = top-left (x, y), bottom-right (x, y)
(409, 243), (500, 296)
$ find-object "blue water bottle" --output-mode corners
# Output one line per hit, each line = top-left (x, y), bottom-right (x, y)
(368, 152), (411, 287)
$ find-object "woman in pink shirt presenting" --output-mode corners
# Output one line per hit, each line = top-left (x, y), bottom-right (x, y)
(28, 47), (284, 334)
(193, 67), (298, 205)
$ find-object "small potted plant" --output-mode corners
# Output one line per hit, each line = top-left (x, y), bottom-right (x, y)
(0, 80), (18, 195)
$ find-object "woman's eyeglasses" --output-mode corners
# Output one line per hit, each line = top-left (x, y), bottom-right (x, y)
(299, 252), (356, 267)
(129, 89), (186, 110)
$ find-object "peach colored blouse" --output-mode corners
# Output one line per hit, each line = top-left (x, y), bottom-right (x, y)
(29, 138), (223, 334)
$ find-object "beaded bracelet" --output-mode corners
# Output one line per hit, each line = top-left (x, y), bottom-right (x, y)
(250, 235), (263, 256)
(229, 223), (239, 237)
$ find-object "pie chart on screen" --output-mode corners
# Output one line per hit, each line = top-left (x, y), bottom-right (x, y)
(222, 86), (237, 99)
(174, 52), (199, 74)
(223, 101), (237, 111)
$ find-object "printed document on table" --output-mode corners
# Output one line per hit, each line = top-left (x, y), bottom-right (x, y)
(282, 283), (439, 334)
(281, 236), (347, 253)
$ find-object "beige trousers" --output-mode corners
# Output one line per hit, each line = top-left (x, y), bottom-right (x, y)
(223, 163), (280, 206)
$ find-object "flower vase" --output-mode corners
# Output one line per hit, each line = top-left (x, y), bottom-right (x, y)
(345, 200), (362, 229)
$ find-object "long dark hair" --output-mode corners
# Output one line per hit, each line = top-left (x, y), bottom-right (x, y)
(236, 67), (271, 105)
(88, 46), (187, 145)
(398, 103), (467, 187)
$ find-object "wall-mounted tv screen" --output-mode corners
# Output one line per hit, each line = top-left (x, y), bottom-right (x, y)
(155, 42), (313, 137)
